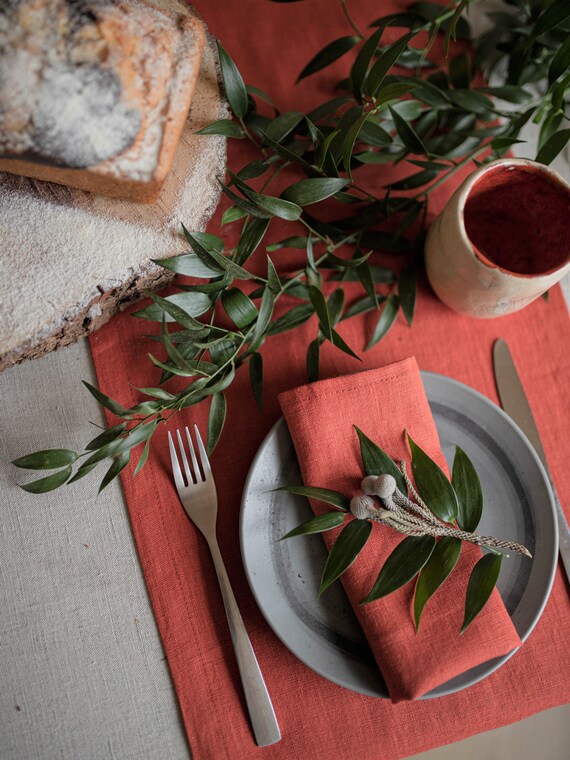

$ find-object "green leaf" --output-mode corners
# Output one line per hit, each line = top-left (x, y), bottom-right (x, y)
(267, 257), (281, 293)
(264, 111), (304, 143)
(414, 536), (462, 630)
(238, 160), (271, 181)
(361, 535), (436, 604)
(398, 268), (417, 326)
(219, 180), (271, 219)
(342, 111), (369, 180)
(351, 26), (384, 99)
(136, 387), (177, 401)
(549, 37), (570, 86)
(449, 52), (470, 89)
(532, 2), (570, 38)
(461, 553), (503, 633)
(409, 77), (450, 107)
(216, 41), (248, 118)
(148, 354), (217, 378)
(248, 352), (263, 411)
(158, 318), (197, 373)
(235, 218), (270, 266)
(320, 519), (373, 594)
(196, 119), (245, 138)
(274, 485), (350, 511)
(297, 36), (360, 82)
(266, 236), (310, 252)
(306, 337), (320, 382)
(133, 292), (212, 323)
(268, 303), (314, 335)
(20, 466), (72, 493)
(250, 288), (275, 351)
(536, 129), (570, 166)
(12, 449), (78, 470)
(207, 393), (227, 455)
(133, 439), (151, 476)
(154, 253), (223, 278)
(68, 461), (99, 484)
(183, 227), (255, 280)
(113, 421), (158, 457)
(354, 426), (407, 495)
(389, 169), (437, 191)
(356, 149), (407, 164)
(359, 120), (393, 147)
(448, 90), (495, 116)
(355, 261), (379, 307)
(480, 86), (532, 104)
(330, 328), (361, 361)
(281, 512), (346, 540)
(188, 232), (225, 252)
(407, 432), (458, 522)
(230, 179), (302, 221)
(221, 206), (247, 225)
(366, 294), (399, 350)
(327, 288), (344, 326)
(368, 32), (416, 96)
(82, 381), (130, 417)
(221, 288), (258, 329)
(452, 447), (483, 532)
(308, 285), (333, 341)
(341, 295), (378, 320)
(389, 106), (425, 154)
(85, 423), (128, 451)
(99, 451), (130, 494)
(281, 178), (347, 205)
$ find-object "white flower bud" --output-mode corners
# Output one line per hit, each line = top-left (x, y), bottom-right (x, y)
(350, 494), (376, 520)
(373, 474), (397, 501)
(361, 475), (379, 495)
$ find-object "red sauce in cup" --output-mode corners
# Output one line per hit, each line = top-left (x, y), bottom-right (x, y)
(463, 165), (570, 276)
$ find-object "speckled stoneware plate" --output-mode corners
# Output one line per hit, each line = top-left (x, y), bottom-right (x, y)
(239, 371), (558, 699)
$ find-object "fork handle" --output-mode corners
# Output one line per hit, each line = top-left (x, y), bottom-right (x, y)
(207, 538), (281, 747)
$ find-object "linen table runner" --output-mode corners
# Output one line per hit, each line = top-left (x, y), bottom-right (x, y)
(90, 1), (570, 758)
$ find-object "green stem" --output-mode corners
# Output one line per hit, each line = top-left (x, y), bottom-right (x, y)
(340, 0), (365, 39)
(411, 144), (489, 200)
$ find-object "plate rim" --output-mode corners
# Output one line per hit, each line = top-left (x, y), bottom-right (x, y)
(239, 370), (558, 699)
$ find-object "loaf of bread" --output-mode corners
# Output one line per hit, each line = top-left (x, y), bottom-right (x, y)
(0, 0), (205, 202)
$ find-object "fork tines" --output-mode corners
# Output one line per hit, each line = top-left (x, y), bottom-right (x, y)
(168, 425), (210, 488)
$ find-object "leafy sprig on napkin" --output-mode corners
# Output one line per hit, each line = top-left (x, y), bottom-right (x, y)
(279, 428), (530, 633)
(12, 0), (570, 494)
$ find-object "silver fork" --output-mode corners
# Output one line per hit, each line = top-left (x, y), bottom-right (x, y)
(168, 426), (281, 747)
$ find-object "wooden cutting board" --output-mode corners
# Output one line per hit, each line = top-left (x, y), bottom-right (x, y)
(0, 28), (227, 372)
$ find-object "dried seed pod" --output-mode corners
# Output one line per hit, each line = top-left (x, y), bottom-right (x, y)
(373, 474), (397, 501)
(350, 494), (376, 520)
(360, 475), (379, 495)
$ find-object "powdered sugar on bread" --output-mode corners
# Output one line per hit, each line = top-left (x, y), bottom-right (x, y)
(0, 0), (206, 200)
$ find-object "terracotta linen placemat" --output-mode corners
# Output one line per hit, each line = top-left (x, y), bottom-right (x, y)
(89, 1), (570, 757)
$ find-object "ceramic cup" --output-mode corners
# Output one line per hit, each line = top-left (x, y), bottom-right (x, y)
(424, 157), (570, 318)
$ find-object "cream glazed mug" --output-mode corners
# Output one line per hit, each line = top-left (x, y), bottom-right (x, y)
(424, 157), (570, 318)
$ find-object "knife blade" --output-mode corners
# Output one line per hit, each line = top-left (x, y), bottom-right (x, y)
(493, 338), (570, 583)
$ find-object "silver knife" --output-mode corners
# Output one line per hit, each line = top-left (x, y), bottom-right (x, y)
(493, 338), (570, 583)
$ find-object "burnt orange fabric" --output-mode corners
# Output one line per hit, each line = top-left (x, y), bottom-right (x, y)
(89, 1), (570, 757)
(279, 359), (522, 702)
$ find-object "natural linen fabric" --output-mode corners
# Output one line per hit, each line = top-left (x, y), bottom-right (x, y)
(278, 359), (522, 702)
(89, 0), (570, 757)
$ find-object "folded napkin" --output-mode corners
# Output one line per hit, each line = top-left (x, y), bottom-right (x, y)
(279, 357), (522, 702)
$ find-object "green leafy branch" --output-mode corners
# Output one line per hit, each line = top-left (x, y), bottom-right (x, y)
(279, 427), (530, 633)
(12, 0), (570, 495)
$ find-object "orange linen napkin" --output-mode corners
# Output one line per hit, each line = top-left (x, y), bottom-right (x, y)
(279, 357), (522, 702)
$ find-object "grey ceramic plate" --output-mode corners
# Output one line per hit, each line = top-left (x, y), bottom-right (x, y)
(239, 372), (558, 699)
